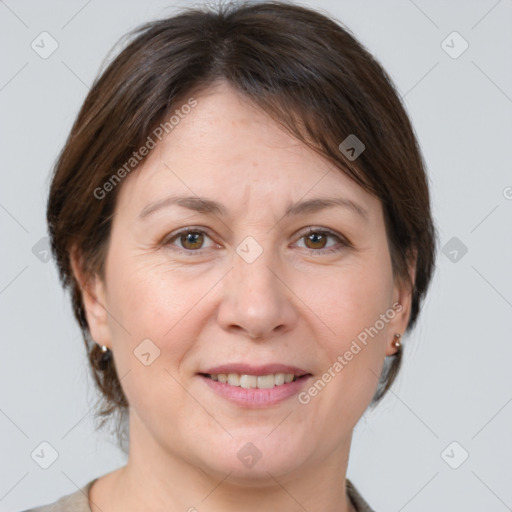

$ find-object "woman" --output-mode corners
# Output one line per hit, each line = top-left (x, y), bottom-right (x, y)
(25, 1), (436, 510)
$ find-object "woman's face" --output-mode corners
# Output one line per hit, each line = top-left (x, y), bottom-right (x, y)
(82, 82), (412, 482)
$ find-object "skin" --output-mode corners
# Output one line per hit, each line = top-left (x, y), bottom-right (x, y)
(74, 81), (415, 512)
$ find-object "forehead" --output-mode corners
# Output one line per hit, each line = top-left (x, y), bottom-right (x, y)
(115, 82), (380, 219)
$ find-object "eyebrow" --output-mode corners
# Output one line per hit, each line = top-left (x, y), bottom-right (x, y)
(138, 195), (369, 221)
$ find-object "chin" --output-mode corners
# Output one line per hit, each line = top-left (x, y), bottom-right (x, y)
(211, 458), (304, 488)
(196, 431), (311, 484)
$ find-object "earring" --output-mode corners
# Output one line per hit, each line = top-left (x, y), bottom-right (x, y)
(393, 333), (401, 349)
(99, 344), (112, 365)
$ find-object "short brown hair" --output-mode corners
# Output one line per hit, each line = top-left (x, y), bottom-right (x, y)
(47, 1), (437, 436)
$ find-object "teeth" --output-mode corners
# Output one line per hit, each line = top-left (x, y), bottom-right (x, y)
(228, 373), (240, 386)
(240, 374), (257, 388)
(257, 375), (275, 389)
(208, 373), (297, 389)
(274, 373), (285, 386)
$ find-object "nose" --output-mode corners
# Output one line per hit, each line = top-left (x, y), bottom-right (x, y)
(216, 246), (298, 340)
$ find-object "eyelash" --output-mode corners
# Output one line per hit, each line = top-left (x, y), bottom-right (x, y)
(163, 226), (350, 256)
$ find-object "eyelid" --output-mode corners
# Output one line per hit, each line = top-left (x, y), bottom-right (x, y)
(296, 226), (347, 241)
(293, 227), (351, 251)
(162, 226), (218, 253)
(162, 226), (350, 254)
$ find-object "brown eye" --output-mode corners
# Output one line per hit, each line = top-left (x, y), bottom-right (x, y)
(164, 228), (215, 253)
(294, 228), (348, 254)
(179, 231), (205, 250)
(303, 232), (328, 250)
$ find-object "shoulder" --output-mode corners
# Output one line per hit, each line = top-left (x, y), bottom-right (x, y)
(20, 479), (97, 512)
(346, 478), (376, 512)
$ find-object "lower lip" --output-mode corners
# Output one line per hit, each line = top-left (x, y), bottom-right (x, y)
(200, 375), (311, 408)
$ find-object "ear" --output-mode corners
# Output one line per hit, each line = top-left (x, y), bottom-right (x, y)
(70, 247), (112, 350)
(385, 249), (417, 357)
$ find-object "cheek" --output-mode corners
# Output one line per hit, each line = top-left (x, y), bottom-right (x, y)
(104, 247), (216, 362)
(311, 254), (394, 342)
(102, 253), (198, 418)
(308, 254), (394, 412)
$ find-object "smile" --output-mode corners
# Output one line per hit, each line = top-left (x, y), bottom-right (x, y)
(204, 373), (303, 388)
(199, 366), (312, 407)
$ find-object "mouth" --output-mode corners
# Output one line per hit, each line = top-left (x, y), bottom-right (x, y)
(200, 372), (309, 389)
(197, 364), (312, 407)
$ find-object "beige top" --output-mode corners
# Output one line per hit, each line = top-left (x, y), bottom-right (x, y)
(23, 477), (375, 511)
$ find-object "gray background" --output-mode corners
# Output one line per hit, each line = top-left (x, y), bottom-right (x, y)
(1, 0), (511, 510)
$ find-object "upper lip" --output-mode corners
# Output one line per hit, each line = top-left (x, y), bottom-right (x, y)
(201, 364), (310, 377)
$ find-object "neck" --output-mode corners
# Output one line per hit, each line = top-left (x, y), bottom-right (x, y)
(90, 412), (356, 512)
